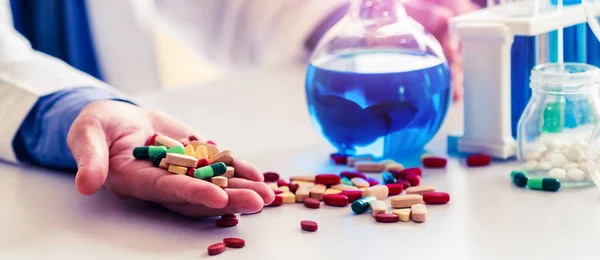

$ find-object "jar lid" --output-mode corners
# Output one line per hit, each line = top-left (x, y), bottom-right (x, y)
(530, 63), (600, 93)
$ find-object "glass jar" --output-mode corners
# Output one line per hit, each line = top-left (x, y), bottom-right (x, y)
(305, 0), (451, 160)
(517, 63), (600, 188)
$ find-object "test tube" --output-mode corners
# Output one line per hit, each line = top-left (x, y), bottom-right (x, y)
(587, 24), (600, 67)
(511, 35), (536, 138)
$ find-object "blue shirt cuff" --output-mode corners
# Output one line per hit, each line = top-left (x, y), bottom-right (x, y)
(12, 87), (133, 171)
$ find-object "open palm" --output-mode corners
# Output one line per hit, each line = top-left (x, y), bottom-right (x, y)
(67, 100), (275, 217)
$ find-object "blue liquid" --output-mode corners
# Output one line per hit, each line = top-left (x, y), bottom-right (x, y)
(511, 35), (536, 138)
(305, 50), (451, 159)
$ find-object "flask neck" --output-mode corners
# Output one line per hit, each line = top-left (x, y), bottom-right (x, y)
(349, 0), (406, 24)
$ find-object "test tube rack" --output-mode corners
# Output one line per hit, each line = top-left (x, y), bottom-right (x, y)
(447, 0), (595, 159)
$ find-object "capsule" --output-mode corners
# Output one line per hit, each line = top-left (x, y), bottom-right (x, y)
(510, 171), (528, 188)
(527, 177), (560, 192)
(166, 145), (185, 154)
(152, 151), (167, 167)
(340, 176), (353, 186)
(133, 146), (167, 159)
(351, 195), (377, 214)
(382, 172), (397, 184)
(193, 162), (227, 179)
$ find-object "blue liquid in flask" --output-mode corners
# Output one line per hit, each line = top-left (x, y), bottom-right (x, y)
(306, 50), (451, 159)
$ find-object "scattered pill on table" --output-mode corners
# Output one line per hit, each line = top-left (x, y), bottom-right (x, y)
(527, 177), (561, 191)
(548, 168), (568, 180)
(391, 167), (422, 179)
(323, 194), (349, 207)
(385, 183), (404, 195)
(375, 213), (400, 223)
(300, 220), (318, 232)
(351, 177), (370, 188)
(289, 183), (301, 194)
(406, 186), (436, 196)
(290, 175), (316, 182)
(315, 174), (341, 185)
(277, 179), (288, 187)
(340, 171), (367, 180)
(223, 238), (245, 248)
(221, 214), (236, 219)
(351, 196), (377, 214)
(340, 190), (363, 203)
(422, 157), (447, 168)
(281, 192), (296, 204)
(511, 171), (529, 188)
(215, 218), (239, 228)
(423, 192), (450, 204)
(278, 186), (290, 193)
(263, 172), (280, 182)
(310, 184), (327, 201)
(567, 168), (586, 181)
(369, 200), (387, 217)
(355, 161), (386, 173)
(382, 172), (397, 184)
(362, 185), (389, 200)
(406, 173), (421, 186)
(390, 194), (424, 209)
(466, 154), (491, 167)
(385, 163), (404, 172)
(396, 180), (411, 189)
(392, 209), (411, 222)
(304, 198), (321, 209)
(208, 242), (226, 256)
(347, 155), (373, 166)
(411, 204), (427, 222)
(330, 153), (348, 165)
(366, 177), (380, 187)
(295, 186), (311, 202)
(340, 176), (353, 186)
(330, 184), (357, 191)
(324, 188), (342, 195)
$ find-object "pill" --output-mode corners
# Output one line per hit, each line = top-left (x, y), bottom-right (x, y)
(323, 194), (349, 207)
(355, 161), (386, 173)
(375, 213), (399, 223)
(351, 196), (377, 214)
(206, 140), (217, 145)
(186, 135), (198, 141)
(281, 192), (296, 204)
(340, 176), (353, 186)
(527, 177), (560, 191)
(538, 161), (553, 170)
(151, 151), (167, 167)
(397, 180), (411, 189)
(423, 192), (450, 204)
(406, 173), (421, 186)
(295, 186), (312, 202)
(406, 186), (436, 195)
(278, 186), (290, 193)
(159, 158), (169, 170)
(366, 177), (380, 186)
(290, 175), (315, 182)
(166, 145), (185, 155)
(300, 220), (318, 232)
(347, 155), (373, 166)
(211, 176), (228, 188)
(369, 200), (387, 217)
(362, 185), (389, 200)
(567, 168), (586, 181)
(390, 167), (422, 179)
(193, 162), (227, 179)
(525, 160), (538, 171)
(390, 194), (424, 208)
(276, 179), (288, 187)
(207, 242), (226, 256)
(565, 146), (584, 162)
(511, 171), (528, 188)
(215, 218), (238, 227)
(310, 184), (327, 201)
(547, 153), (568, 167)
(203, 143), (219, 159)
(193, 145), (208, 159)
(133, 146), (167, 160)
(289, 183), (300, 193)
(221, 214), (237, 219)
(544, 139), (563, 149)
(267, 183), (278, 190)
(291, 180), (315, 187)
(303, 198), (321, 209)
(340, 190), (363, 203)
(340, 171), (367, 180)
(179, 137), (189, 144)
(385, 183), (404, 195)
(186, 167), (195, 177)
(145, 133), (158, 146)
(263, 172), (280, 182)
(525, 152), (542, 161)
(330, 184), (357, 191)
(580, 162), (588, 172)
(223, 238), (245, 248)
(548, 168), (567, 180)
(222, 166), (235, 178)
(188, 140), (203, 149)
(197, 158), (210, 168)
(266, 195), (283, 207)
(183, 145), (195, 156)
(168, 165), (187, 175)
(211, 150), (235, 166)
(422, 157), (447, 168)
(166, 153), (198, 168)
(411, 204), (427, 222)
(467, 154), (491, 167)
(392, 209), (411, 222)
(563, 163), (579, 171)
(382, 172), (397, 184)
(315, 174), (341, 185)
(154, 135), (182, 149)
(330, 153), (348, 165)
(273, 190), (283, 195)
(385, 163), (404, 172)
(351, 177), (370, 188)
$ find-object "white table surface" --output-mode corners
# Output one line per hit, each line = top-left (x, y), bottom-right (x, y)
(2, 63), (600, 260)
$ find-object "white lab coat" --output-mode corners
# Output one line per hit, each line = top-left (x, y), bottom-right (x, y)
(0, 0), (345, 163)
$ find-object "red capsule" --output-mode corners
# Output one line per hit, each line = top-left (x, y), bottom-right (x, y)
(223, 237), (245, 248)
(423, 192), (450, 204)
(303, 198), (321, 209)
(215, 218), (238, 228)
(197, 158), (210, 168)
(397, 180), (411, 189)
(375, 213), (399, 223)
(186, 167), (195, 177)
(407, 173), (420, 186)
(145, 133), (158, 146)
(266, 195), (283, 207)
(366, 177), (380, 187)
(315, 174), (341, 185)
(386, 183), (404, 195)
(207, 140), (217, 145)
(467, 154), (491, 167)
(422, 157), (447, 168)
(188, 135), (199, 141)
(273, 189), (283, 195)
(323, 194), (348, 207)
(340, 171), (367, 180)
(330, 153), (348, 165)
(288, 183), (300, 194)
(221, 214), (236, 219)
(300, 220), (318, 232)
(182, 142), (188, 147)
(263, 172), (279, 182)
(207, 242), (226, 256)
(277, 179), (288, 187)
(340, 190), (363, 203)
(390, 167), (422, 179)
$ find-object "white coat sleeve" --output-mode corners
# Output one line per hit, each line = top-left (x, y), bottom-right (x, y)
(0, 25), (122, 164)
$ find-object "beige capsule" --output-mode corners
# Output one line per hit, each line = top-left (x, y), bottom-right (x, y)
(330, 184), (358, 191)
(295, 185), (312, 202)
(405, 186), (436, 196)
(166, 153), (198, 168)
(362, 185), (389, 200)
(390, 194), (424, 209)
(155, 135), (183, 149)
(309, 184), (327, 201)
(355, 161), (386, 173)
(369, 200), (387, 217)
(351, 178), (370, 188)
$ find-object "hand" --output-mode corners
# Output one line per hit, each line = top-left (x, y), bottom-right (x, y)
(67, 100), (275, 217)
(404, 0), (482, 101)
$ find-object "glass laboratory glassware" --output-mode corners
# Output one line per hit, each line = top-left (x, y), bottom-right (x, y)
(517, 63), (600, 188)
(305, 0), (451, 160)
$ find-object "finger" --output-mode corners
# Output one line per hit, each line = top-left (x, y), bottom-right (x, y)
(404, 1), (455, 38)
(227, 178), (276, 205)
(155, 174), (230, 208)
(68, 114), (110, 196)
(232, 159), (263, 182)
(162, 188), (264, 217)
(163, 203), (231, 218)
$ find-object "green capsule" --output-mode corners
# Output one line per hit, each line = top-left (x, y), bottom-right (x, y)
(133, 146), (150, 159)
(152, 151), (167, 167)
(382, 172), (397, 184)
(193, 162), (227, 179)
(148, 146), (167, 157)
(527, 177), (561, 192)
(166, 145), (185, 154)
(210, 162), (227, 176)
(351, 196), (376, 214)
(340, 176), (353, 186)
(511, 171), (528, 188)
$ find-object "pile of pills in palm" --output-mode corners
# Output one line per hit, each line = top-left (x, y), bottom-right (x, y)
(133, 133), (236, 188)
(522, 139), (591, 183)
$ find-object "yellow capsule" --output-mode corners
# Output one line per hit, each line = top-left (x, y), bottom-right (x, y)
(184, 144), (195, 156)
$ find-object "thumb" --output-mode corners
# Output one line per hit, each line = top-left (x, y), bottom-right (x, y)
(67, 115), (110, 195)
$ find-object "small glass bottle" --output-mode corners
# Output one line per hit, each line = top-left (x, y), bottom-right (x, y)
(517, 63), (600, 188)
(305, 0), (451, 160)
